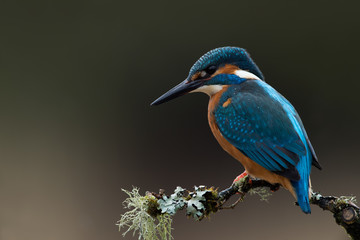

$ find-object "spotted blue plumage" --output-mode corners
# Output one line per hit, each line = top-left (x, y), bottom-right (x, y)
(214, 77), (319, 213)
(188, 47), (264, 80)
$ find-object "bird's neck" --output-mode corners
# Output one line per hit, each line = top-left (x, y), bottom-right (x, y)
(208, 85), (229, 117)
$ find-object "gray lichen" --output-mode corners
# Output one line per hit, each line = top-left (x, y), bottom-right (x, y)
(248, 187), (272, 202)
(186, 186), (212, 220)
(118, 185), (220, 239)
(158, 187), (186, 215)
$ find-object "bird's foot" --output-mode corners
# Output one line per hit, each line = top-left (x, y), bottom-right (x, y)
(270, 184), (280, 192)
(233, 171), (252, 184)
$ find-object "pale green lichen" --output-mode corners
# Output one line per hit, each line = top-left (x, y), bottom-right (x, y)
(117, 188), (173, 240)
(117, 185), (234, 239)
(186, 185), (212, 220)
(233, 176), (272, 202)
(337, 196), (357, 205)
(311, 192), (357, 206)
(157, 185), (213, 220)
(158, 187), (186, 215)
(248, 187), (272, 202)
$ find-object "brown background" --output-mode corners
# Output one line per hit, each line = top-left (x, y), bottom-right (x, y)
(1, 0), (360, 240)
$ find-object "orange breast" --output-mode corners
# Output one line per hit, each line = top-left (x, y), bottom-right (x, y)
(207, 87), (296, 198)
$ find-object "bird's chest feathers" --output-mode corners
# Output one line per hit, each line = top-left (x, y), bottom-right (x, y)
(207, 86), (246, 163)
(207, 87), (294, 192)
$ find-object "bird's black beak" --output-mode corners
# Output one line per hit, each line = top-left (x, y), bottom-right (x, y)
(150, 79), (203, 106)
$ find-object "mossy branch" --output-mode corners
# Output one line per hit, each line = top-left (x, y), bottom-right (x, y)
(310, 193), (359, 239)
(117, 177), (359, 240)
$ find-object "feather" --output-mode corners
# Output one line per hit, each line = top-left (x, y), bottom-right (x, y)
(213, 79), (318, 213)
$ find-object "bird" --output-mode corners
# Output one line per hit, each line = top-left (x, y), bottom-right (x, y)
(151, 47), (321, 214)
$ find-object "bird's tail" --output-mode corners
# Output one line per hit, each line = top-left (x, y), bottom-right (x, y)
(291, 180), (311, 214)
(291, 157), (312, 214)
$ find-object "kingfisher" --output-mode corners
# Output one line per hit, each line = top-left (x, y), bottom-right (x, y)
(151, 47), (322, 213)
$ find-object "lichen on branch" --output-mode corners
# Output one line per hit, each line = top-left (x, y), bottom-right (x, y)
(116, 188), (172, 240)
(117, 176), (360, 240)
(117, 177), (272, 240)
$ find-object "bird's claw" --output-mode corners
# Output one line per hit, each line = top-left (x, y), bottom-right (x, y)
(270, 184), (280, 192)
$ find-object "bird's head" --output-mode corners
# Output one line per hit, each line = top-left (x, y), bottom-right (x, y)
(151, 46), (264, 105)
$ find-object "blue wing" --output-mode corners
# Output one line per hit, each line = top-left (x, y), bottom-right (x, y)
(214, 80), (316, 181)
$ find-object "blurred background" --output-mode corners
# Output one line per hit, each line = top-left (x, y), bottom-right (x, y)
(1, 0), (359, 239)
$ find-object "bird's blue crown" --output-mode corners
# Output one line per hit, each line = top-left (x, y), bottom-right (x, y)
(188, 47), (264, 81)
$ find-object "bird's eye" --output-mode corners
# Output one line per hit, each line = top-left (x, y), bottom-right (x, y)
(199, 65), (217, 79)
(205, 65), (217, 75)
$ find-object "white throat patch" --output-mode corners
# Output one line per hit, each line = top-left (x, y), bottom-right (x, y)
(190, 85), (223, 96)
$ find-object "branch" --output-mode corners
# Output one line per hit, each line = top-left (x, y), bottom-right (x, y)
(310, 192), (359, 239)
(117, 176), (359, 240)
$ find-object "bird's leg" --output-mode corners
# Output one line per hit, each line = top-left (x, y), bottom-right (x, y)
(233, 171), (280, 192)
(233, 171), (252, 184)
(269, 184), (280, 192)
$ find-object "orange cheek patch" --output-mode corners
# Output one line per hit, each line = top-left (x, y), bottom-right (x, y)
(213, 64), (240, 76)
(222, 98), (232, 108)
(191, 72), (201, 81)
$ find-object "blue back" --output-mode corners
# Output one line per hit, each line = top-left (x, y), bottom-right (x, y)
(214, 78), (315, 213)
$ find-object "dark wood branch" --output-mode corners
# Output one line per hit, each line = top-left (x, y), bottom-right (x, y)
(215, 176), (360, 240)
(310, 193), (360, 239)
